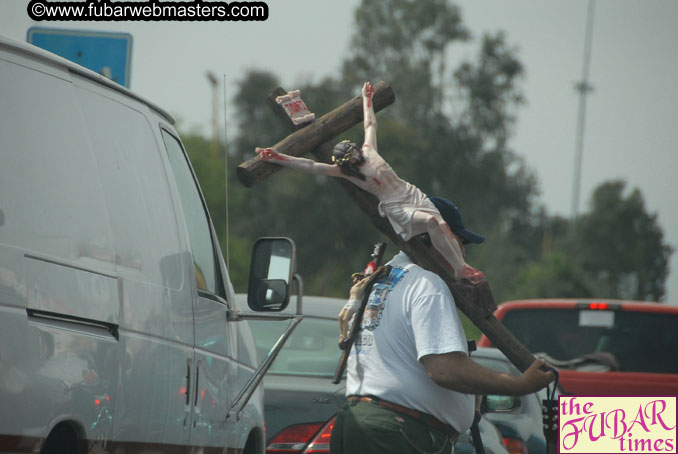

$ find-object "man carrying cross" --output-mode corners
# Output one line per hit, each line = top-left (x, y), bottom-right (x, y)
(330, 245), (554, 454)
(257, 81), (485, 288)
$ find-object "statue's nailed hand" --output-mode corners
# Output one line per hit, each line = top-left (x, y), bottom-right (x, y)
(256, 147), (287, 162)
(361, 81), (374, 100)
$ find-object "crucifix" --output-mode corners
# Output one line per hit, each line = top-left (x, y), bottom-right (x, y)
(237, 81), (537, 373)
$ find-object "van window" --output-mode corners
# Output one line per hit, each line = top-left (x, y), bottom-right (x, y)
(0, 58), (113, 268)
(75, 81), (183, 289)
(161, 131), (220, 295)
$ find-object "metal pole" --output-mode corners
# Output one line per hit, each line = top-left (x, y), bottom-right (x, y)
(223, 74), (230, 269)
(571, 0), (596, 222)
(205, 71), (219, 160)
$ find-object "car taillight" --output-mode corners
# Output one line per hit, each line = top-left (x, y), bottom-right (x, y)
(266, 422), (324, 453)
(302, 417), (334, 453)
(503, 437), (528, 454)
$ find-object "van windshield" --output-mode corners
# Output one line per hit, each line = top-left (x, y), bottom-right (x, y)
(502, 308), (678, 374)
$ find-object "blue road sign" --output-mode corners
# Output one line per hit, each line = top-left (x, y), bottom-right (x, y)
(27, 27), (133, 88)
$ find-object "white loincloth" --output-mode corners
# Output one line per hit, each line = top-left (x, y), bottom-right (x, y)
(377, 182), (439, 240)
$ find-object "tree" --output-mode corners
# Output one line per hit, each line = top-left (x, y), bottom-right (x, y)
(506, 252), (593, 299)
(574, 180), (672, 301)
(492, 181), (673, 303)
(342, 0), (469, 123)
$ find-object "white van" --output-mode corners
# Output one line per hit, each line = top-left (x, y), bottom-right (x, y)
(0, 34), (298, 453)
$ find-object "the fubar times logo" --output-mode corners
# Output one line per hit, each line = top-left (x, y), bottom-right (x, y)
(559, 396), (677, 453)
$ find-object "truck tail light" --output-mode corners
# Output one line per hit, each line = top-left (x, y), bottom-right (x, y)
(503, 437), (529, 454)
(266, 422), (324, 453)
(576, 301), (619, 310)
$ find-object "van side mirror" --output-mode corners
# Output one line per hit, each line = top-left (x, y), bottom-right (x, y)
(247, 237), (296, 312)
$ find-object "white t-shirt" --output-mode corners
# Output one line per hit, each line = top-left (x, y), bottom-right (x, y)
(346, 252), (475, 433)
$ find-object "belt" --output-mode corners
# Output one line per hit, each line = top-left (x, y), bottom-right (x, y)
(347, 395), (458, 436)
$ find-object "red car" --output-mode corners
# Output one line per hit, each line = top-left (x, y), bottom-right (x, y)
(478, 299), (678, 395)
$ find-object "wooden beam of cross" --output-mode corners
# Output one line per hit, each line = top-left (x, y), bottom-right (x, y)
(238, 83), (538, 372)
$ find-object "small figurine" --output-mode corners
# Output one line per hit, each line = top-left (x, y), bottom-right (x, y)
(338, 271), (373, 344)
(257, 81), (485, 284)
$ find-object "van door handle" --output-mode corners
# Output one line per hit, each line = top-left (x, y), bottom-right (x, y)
(194, 362), (200, 407)
(183, 359), (192, 427)
(193, 361), (201, 428)
(185, 361), (191, 406)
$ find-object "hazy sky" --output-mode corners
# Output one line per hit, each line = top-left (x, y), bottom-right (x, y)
(2, 0), (677, 303)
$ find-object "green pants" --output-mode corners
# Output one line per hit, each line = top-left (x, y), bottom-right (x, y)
(330, 400), (455, 454)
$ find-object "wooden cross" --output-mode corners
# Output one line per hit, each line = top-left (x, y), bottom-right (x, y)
(237, 82), (538, 372)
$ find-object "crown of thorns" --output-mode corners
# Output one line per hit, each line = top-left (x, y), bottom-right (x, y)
(332, 140), (357, 165)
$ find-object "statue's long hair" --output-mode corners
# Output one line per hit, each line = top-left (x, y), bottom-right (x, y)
(332, 140), (366, 181)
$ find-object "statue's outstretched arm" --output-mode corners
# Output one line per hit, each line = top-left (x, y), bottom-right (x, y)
(361, 82), (377, 152)
(256, 147), (343, 177)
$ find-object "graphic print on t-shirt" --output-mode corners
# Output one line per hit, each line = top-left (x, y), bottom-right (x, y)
(361, 267), (408, 332)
